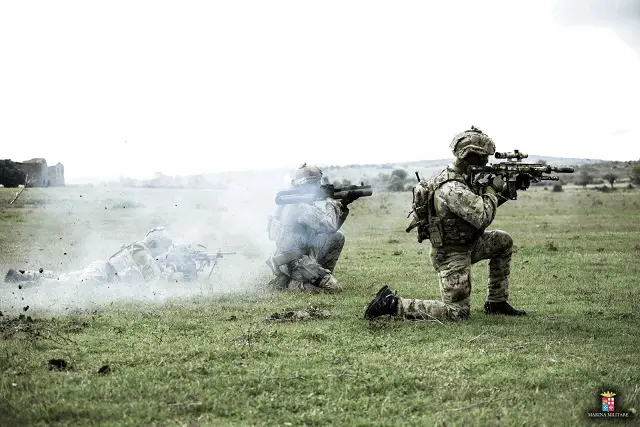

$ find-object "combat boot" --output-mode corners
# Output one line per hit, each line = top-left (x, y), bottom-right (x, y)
(267, 274), (290, 291)
(316, 274), (341, 293)
(484, 301), (527, 316)
(364, 285), (399, 319)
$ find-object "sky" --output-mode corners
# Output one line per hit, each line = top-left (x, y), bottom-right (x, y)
(1, 0), (639, 182)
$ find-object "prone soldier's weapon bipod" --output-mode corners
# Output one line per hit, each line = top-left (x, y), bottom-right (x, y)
(468, 149), (575, 200)
(167, 244), (236, 280)
(198, 246), (236, 279)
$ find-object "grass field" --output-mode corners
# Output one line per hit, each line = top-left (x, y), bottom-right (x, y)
(1, 185), (639, 426)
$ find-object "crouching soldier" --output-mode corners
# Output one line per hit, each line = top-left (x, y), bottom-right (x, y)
(266, 163), (356, 293)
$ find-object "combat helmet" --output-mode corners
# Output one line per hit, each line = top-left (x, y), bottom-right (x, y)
(291, 163), (323, 186)
(450, 126), (496, 160)
(143, 227), (173, 257)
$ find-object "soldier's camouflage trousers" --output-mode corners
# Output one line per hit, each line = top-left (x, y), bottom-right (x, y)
(398, 230), (513, 322)
(270, 231), (345, 293)
(6, 260), (118, 288)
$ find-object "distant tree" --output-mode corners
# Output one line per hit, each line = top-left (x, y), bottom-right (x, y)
(629, 161), (640, 185)
(575, 170), (593, 188)
(391, 169), (408, 181)
(377, 173), (391, 182)
(387, 176), (406, 192)
(537, 160), (548, 166)
(341, 178), (352, 187)
(0, 160), (27, 188)
(602, 173), (618, 189)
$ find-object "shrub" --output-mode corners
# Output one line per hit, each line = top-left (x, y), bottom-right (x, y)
(0, 160), (27, 187)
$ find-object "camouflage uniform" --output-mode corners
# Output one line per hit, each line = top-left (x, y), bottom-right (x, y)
(365, 126), (526, 321)
(4, 227), (180, 288)
(397, 163), (513, 321)
(267, 164), (350, 293)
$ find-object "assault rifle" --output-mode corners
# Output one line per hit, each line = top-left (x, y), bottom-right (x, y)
(468, 150), (575, 200)
(165, 244), (236, 280)
(275, 182), (373, 205)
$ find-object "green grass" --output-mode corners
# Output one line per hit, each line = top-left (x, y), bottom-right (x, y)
(1, 187), (639, 426)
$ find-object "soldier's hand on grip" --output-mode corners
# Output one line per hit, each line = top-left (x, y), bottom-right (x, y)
(489, 174), (506, 192)
(472, 172), (493, 188)
(340, 191), (359, 206)
(515, 174), (531, 190)
(473, 173), (504, 193)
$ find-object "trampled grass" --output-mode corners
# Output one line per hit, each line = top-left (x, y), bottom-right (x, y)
(0, 187), (639, 426)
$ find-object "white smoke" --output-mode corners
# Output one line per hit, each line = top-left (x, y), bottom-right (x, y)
(0, 169), (290, 316)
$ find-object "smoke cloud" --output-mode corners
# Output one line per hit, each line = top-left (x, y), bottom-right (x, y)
(0, 170), (291, 316)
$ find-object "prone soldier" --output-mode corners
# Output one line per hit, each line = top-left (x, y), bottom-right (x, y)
(4, 227), (211, 288)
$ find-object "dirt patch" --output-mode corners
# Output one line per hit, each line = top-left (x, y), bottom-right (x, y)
(0, 314), (89, 342)
(48, 358), (71, 371)
(266, 304), (332, 322)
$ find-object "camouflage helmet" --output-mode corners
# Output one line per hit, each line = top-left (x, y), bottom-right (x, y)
(450, 126), (496, 160)
(291, 163), (323, 186)
(143, 227), (173, 258)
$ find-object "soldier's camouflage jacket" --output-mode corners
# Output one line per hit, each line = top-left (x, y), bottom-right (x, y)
(412, 164), (499, 247)
(268, 198), (349, 259)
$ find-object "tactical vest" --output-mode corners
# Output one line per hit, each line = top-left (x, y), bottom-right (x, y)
(108, 242), (161, 282)
(407, 168), (481, 247)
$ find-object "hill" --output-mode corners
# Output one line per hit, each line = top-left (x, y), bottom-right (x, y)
(62, 155), (634, 191)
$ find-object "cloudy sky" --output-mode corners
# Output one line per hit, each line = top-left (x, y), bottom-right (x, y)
(1, 0), (639, 182)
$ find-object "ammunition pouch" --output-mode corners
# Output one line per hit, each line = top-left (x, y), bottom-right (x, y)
(440, 218), (480, 246)
(406, 180), (432, 244)
(427, 218), (443, 247)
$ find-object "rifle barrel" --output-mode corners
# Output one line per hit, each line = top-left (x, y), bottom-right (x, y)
(552, 167), (574, 173)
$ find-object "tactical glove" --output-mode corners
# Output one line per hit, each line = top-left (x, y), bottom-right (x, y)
(473, 173), (505, 194)
(340, 191), (360, 206)
(515, 174), (531, 190)
(488, 174), (506, 193)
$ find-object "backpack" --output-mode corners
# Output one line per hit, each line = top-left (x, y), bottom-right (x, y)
(405, 174), (444, 247)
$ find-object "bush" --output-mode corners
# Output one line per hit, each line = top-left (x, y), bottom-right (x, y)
(387, 177), (406, 192)
(391, 169), (408, 181)
(552, 183), (563, 192)
(576, 170), (593, 187)
(630, 161), (640, 185)
(0, 159), (27, 187)
(595, 186), (611, 193)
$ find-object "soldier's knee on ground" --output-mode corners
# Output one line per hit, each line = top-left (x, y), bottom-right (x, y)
(438, 267), (472, 305)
